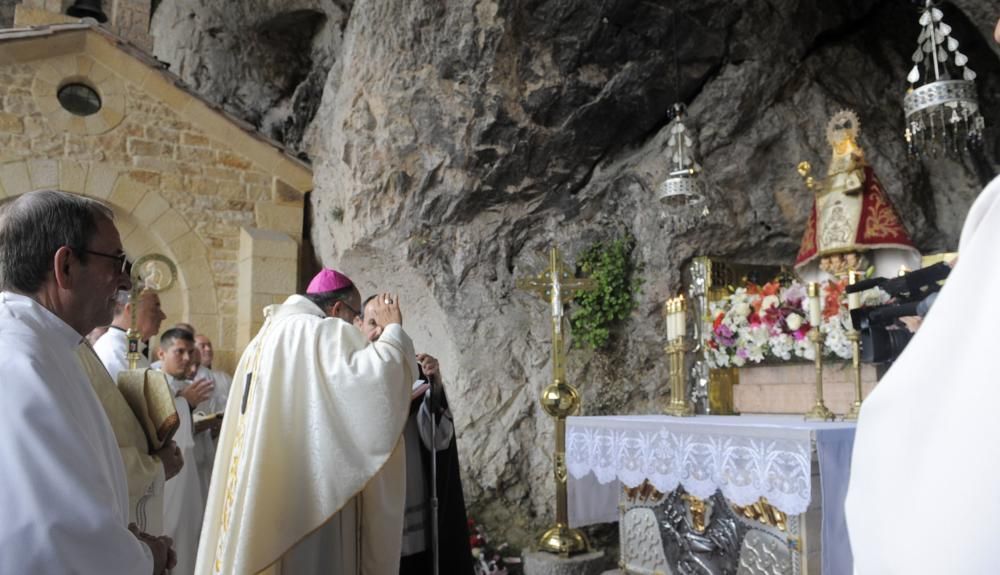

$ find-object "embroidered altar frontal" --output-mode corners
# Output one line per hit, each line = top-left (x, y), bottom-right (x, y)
(566, 415), (856, 575)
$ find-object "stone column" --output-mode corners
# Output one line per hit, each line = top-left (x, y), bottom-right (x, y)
(237, 227), (299, 351)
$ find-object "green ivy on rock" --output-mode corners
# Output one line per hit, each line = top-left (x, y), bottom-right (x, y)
(570, 234), (643, 350)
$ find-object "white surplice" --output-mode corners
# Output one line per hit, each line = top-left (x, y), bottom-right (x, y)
(0, 292), (153, 574)
(195, 295), (416, 575)
(193, 365), (230, 505)
(164, 373), (206, 575)
(846, 175), (1000, 574)
(93, 326), (167, 535)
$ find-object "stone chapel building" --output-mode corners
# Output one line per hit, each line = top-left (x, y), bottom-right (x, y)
(0, 2), (315, 371)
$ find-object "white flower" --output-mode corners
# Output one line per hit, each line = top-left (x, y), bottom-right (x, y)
(786, 313), (803, 331)
(770, 333), (794, 360)
(733, 302), (751, 317)
(761, 295), (779, 310)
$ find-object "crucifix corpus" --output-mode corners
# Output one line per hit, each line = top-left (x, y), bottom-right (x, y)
(516, 246), (595, 557)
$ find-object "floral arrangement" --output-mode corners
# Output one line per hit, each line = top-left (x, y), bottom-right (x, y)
(705, 278), (888, 368)
(469, 518), (517, 575)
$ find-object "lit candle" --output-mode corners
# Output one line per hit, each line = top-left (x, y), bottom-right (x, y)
(808, 282), (821, 326)
(676, 298), (683, 341)
(847, 270), (861, 310)
(666, 298), (675, 341)
(678, 295), (686, 338)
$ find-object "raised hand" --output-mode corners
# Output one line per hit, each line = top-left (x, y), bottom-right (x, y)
(371, 292), (402, 328)
(416, 353), (442, 384)
(179, 376), (213, 408)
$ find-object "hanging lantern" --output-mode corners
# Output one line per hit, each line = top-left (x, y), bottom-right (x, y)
(657, 103), (708, 218)
(902, 0), (985, 157)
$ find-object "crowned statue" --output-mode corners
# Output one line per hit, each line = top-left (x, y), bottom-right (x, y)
(795, 110), (920, 281)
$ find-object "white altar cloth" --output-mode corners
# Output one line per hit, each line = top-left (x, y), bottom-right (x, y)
(566, 414), (856, 574)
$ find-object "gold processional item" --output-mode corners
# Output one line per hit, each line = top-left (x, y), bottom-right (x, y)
(803, 282), (835, 421)
(116, 253), (181, 453)
(844, 270), (864, 421)
(516, 247), (595, 557)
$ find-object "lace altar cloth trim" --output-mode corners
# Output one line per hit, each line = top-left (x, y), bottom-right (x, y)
(567, 415), (851, 515)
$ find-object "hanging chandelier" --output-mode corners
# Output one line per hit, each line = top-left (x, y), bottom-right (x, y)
(657, 103), (708, 218)
(903, 0), (985, 157)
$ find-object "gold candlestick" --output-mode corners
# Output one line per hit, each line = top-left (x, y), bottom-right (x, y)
(517, 247), (595, 557)
(804, 283), (835, 421)
(664, 296), (694, 417)
(844, 270), (863, 421)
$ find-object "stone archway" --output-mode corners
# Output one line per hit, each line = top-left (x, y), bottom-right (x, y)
(0, 158), (230, 367)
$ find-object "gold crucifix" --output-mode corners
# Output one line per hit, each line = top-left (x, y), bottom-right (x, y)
(516, 247), (594, 386)
(516, 246), (595, 557)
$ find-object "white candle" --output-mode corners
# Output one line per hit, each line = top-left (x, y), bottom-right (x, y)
(808, 282), (822, 326)
(666, 298), (675, 341)
(678, 296), (686, 338)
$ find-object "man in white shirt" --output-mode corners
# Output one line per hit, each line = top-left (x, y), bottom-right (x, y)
(158, 327), (212, 575)
(194, 333), (232, 414)
(0, 190), (174, 574)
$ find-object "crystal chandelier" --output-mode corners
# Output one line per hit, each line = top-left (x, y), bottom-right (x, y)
(903, 0), (985, 157)
(657, 103), (708, 218)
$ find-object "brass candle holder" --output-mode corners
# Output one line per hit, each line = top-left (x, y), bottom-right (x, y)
(664, 296), (694, 417)
(844, 270), (863, 421)
(804, 282), (835, 421)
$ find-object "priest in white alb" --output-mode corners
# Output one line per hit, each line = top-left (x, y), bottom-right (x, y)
(196, 269), (416, 575)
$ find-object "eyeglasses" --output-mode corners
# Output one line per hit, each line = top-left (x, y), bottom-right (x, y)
(339, 299), (361, 319)
(78, 248), (129, 274)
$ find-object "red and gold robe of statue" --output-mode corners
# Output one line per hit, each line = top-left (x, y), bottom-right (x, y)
(795, 166), (919, 271)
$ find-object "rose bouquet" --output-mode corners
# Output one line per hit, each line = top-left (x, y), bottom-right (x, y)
(704, 278), (888, 368)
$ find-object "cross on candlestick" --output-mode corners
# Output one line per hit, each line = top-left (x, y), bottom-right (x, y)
(515, 246), (595, 557)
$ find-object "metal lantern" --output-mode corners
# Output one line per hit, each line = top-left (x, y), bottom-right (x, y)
(903, 0), (985, 157)
(657, 104), (708, 217)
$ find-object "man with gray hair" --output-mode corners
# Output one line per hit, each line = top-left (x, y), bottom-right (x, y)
(0, 190), (174, 574)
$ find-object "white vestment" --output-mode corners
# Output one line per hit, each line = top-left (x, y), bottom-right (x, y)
(164, 373), (206, 575)
(846, 175), (1000, 574)
(93, 326), (167, 535)
(195, 295), (416, 575)
(193, 365), (231, 505)
(0, 292), (152, 574)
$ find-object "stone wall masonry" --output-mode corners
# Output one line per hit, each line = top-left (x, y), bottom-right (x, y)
(0, 54), (308, 372)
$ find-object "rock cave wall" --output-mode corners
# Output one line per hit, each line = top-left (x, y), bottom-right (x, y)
(0, 0), (15, 28)
(151, 0), (1000, 548)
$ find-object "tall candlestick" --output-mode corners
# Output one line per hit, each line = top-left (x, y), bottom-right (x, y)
(845, 270), (864, 420)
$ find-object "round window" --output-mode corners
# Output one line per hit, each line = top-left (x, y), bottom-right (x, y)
(57, 83), (102, 116)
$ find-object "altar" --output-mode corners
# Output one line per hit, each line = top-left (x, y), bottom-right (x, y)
(566, 415), (855, 575)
